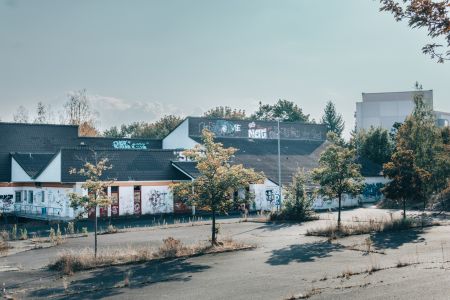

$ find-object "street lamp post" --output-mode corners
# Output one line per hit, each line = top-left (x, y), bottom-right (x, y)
(277, 119), (282, 211)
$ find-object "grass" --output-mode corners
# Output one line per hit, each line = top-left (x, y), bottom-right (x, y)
(49, 237), (253, 275)
(306, 217), (439, 238)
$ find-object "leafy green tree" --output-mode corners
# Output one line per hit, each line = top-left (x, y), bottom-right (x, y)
(204, 106), (247, 120)
(396, 95), (449, 197)
(251, 99), (310, 122)
(172, 129), (264, 245)
(68, 156), (112, 257)
(321, 101), (344, 137)
(353, 127), (395, 166)
(379, 0), (450, 63)
(103, 115), (183, 139)
(312, 138), (364, 227)
(382, 149), (431, 217)
(278, 169), (314, 221)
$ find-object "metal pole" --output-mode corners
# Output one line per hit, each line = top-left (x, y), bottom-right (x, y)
(277, 119), (282, 211)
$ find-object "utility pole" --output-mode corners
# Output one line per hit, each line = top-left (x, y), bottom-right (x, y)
(277, 119), (282, 211)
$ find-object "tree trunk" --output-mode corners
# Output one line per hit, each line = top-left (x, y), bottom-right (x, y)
(337, 193), (342, 229)
(211, 208), (216, 246)
(403, 198), (406, 220)
(94, 205), (98, 258)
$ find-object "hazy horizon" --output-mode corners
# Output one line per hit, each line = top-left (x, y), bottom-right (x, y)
(1, 0), (449, 139)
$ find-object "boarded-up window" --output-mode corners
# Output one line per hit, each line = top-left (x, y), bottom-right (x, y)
(133, 186), (141, 215)
(111, 186), (119, 217)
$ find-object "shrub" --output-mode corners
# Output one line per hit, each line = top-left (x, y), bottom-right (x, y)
(157, 237), (189, 258)
(270, 170), (315, 222)
(66, 222), (75, 235)
(19, 228), (28, 240)
(81, 227), (88, 236)
(49, 228), (55, 242)
(106, 224), (118, 234)
(10, 225), (17, 240)
(0, 230), (10, 241)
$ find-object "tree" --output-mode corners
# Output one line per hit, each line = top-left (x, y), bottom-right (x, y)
(203, 106), (247, 120)
(382, 149), (431, 217)
(379, 0), (450, 63)
(103, 115), (182, 139)
(279, 169), (314, 221)
(172, 129), (264, 245)
(353, 127), (395, 166)
(34, 101), (53, 124)
(396, 93), (449, 197)
(251, 99), (310, 122)
(62, 89), (99, 136)
(68, 156), (112, 257)
(321, 101), (345, 137)
(312, 138), (364, 228)
(13, 106), (29, 123)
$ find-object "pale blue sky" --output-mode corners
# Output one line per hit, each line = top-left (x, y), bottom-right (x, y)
(1, 0), (449, 137)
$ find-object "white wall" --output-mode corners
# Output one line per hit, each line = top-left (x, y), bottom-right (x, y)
(11, 159), (32, 182)
(0, 187), (15, 213)
(11, 153), (61, 183)
(119, 186), (134, 216)
(141, 186), (174, 214)
(1, 185), (75, 218)
(35, 152), (61, 182)
(162, 119), (198, 150)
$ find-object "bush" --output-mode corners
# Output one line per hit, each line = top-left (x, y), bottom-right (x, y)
(106, 224), (118, 234)
(10, 225), (17, 240)
(270, 170), (315, 222)
(81, 227), (88, 236)
(19, 228), (28, 240)
(66, 222), (75, 235)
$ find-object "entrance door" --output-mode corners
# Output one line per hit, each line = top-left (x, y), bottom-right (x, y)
(134, 186), (141, 215)
(111, 186), (119, 217)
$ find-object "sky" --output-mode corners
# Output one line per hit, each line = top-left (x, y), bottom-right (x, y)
(1, 0), (449, 139)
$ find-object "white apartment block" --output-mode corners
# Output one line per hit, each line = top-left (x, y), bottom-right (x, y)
(355, 90), (449, 131)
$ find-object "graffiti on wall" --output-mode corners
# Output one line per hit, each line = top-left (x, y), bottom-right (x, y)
(0, 195), (13, 201)
(362, 183), (384, 199)
(113, 140), (148, 150)
(265, 189), (280, 208)
(146, 190), (169, 212)
(193, 119), (326, 141)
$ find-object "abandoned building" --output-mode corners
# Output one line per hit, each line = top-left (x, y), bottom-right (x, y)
(0, 118), (384, 221)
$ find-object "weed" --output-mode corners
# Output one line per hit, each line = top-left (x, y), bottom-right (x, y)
(66, 222), (75, 235)
(19, 228), (28, 240)
(10, 225), (17, 240)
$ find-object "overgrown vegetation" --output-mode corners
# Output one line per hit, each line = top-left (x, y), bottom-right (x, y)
(306, 216), (438, 238)
(172, 129), (264, 245)
(270, 169), (316, 222)
(49, 237), (253, 275)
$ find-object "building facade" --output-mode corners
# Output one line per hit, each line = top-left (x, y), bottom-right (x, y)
(355, 90), (449, 131)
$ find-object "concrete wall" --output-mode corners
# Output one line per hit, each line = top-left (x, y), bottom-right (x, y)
(356, 90), (434, 131)
(0, 185), (75, 218)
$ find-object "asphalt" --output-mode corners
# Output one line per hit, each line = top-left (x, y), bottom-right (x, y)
(1, 208), (449, 300)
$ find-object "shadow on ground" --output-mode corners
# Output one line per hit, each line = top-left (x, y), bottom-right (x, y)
(370, 228), (426, 250)
(27, 258), (210, 299)
(266, 241), (345, 265)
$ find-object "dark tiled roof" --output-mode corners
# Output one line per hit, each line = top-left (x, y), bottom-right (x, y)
(171, 161), (200, 179)
(11, 152), (57, 178)
(0, 122), (163, 182)
(61, 148), (191, 182)
(188, 137), (328, 184)
(0, 123), (80, 182)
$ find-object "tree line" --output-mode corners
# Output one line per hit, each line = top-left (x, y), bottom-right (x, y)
(10, 94), (346, 139)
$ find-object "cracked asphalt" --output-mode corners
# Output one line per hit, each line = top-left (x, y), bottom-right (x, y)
(1, 208), (449, 300)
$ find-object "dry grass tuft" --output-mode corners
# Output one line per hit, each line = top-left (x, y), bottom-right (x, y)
(306, 217), (438, 238)
(49, 237), (253, 275)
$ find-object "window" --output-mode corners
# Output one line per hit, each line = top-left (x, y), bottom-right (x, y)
(23, 190), (27, 202)
(41, 191), (45, 203)
(28, 191), (34, 204)
(15, 191), (21, 203)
